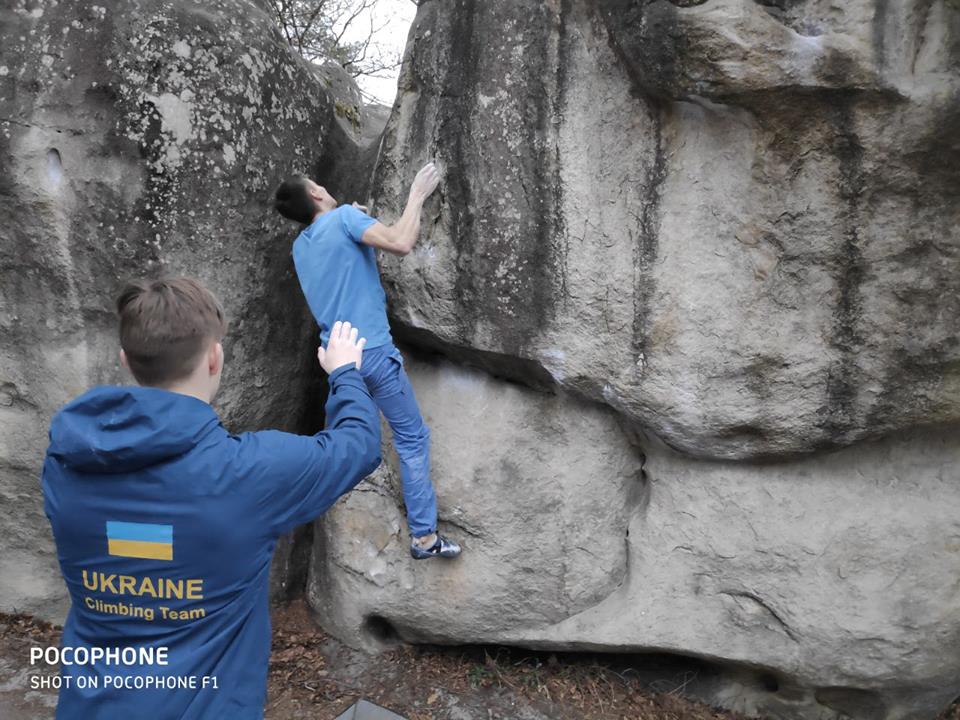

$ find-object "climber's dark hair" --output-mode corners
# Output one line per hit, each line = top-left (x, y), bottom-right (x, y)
(273, 175), (317, 225)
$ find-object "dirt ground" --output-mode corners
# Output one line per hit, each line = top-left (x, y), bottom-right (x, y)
(2, 601), (958, 720)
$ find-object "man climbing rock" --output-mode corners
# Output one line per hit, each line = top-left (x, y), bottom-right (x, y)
(273, 162), (461, 560)
(42, 278), (380, 718)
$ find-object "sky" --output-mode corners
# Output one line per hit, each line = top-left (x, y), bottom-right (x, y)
(337, 0), (417, 106)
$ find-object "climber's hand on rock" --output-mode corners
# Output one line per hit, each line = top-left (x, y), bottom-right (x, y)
(317, 321), (366, 374)
(410, 161), (440, 202)
(351, 201), (368, 213)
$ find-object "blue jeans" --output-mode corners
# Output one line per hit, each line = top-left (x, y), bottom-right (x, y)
(357, 343), (437, 537)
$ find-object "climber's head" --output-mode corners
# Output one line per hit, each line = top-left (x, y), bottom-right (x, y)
(273, 175), (337, 224)
(116, 277), (228, 402)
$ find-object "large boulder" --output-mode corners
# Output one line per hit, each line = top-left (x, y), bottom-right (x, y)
(370, 0), (960, 460)
(310, 1), (960, 718)
(0, 0), (346, 619)
(312, 355), (960, 720)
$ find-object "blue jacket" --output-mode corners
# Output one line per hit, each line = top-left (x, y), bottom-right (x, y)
(42, 365), (380, 719)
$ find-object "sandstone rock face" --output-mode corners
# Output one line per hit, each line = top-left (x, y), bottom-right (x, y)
(0, 0), (338, 619)
(312, 356), (960, 720)
(371, 0), (960, 460)
(310, 355), (645, 640)
(311, 2), (960, 718)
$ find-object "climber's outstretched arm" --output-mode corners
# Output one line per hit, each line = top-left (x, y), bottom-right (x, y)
(359, 162), (440, 256)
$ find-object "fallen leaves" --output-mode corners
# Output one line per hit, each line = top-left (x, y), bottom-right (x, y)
(3, 605), (958, 720)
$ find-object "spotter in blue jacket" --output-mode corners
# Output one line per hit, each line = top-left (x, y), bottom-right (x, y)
(42, 364), (381, 719)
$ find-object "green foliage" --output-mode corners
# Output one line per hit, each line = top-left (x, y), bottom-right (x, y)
(334, 100), (361, 131)
(466, 663), (495, 689)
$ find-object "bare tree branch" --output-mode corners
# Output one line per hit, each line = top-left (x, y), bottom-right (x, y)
(271, 0), (408, 91)
(333, 0), (375, 46)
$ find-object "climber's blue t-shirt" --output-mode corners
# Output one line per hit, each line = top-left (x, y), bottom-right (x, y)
(292, 204), (392, 349)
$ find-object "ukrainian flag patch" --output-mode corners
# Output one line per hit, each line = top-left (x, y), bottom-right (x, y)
(106, 521), (173, 561)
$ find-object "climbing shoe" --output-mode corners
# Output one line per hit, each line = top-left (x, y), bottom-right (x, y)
(410, 533), (461, 560)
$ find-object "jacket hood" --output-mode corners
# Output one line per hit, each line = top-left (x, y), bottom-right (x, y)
(48, 385), (222, 473)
